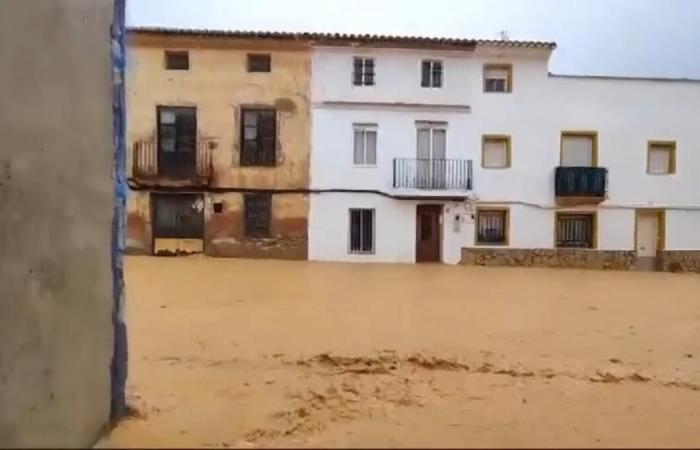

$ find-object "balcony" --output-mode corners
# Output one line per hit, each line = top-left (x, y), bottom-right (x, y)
(393, 158), (473, 198)
(130, 138), (214, 186)
(555, 166), (608, 205)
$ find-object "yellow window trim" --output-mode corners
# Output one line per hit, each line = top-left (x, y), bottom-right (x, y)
(647, 140), (677, 175)
(554, 211), (598, 249)
(481, 135), (512, 169)
(474, 207), (510, 246)
(483, 63), (513, 93)
(560, 131), (599, 167)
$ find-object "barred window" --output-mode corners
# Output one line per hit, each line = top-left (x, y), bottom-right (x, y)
(353, 57), (375, 86)
(244, 194), (272, 238)
(421, 60), (443, 88)
(349, 209), (374, 254)
(476, 209), (508, 245)
(556, 213), (595, 248)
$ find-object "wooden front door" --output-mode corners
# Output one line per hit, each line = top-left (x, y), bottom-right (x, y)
(416, 205), (442, 263)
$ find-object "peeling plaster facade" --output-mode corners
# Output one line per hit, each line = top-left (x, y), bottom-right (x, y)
(126, 33), (311, 259)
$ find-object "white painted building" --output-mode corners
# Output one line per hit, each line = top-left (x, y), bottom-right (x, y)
(308, 38), (700, 270)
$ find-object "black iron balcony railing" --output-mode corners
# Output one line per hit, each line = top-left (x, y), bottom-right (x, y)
(555, 166), (608, 198)
(131, 138), (214, 181)
(393, 158), (473, 191)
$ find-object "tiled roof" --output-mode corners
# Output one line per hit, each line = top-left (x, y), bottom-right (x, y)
(128, 27), (557, 50)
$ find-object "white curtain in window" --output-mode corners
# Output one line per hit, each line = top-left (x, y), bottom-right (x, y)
(417, 128), (431, 159)
(561, 135), (593, 166)
(484, 68), (508, 80)
(483, 140), (507, 168)
(648, 146), (670, 174)
(365, 130), (377, 165)
(353, 130), (364, 164)
(432, 129), (446, 159)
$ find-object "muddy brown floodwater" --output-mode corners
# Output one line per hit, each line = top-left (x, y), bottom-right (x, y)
(103, 256), (700, 448)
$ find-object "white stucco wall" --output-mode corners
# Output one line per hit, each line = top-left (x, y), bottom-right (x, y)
(309, 45), (700, 263)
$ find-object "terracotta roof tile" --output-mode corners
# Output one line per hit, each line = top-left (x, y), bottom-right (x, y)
(128, 27), (556, 50)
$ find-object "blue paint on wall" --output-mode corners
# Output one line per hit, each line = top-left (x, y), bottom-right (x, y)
(110, 0), (128, 421)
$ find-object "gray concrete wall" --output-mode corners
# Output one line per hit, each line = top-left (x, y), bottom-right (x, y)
(0, 0), (115, 447)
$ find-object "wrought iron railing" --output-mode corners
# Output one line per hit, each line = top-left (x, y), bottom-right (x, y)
(393, 158), (473, 191)
(131, 139), (214, 179)
(555, 166), (607, 197)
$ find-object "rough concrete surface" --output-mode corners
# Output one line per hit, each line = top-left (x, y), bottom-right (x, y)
(0, 0), (115, 447)
(107, 257), (700, 448)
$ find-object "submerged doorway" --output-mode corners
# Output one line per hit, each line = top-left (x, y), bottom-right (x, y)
(416, 204), (442, 263)
(151, 193), (205, 255)
(635, 209), (665, 270)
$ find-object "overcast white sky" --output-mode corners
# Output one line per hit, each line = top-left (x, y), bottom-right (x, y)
(128, 0), (700, 78)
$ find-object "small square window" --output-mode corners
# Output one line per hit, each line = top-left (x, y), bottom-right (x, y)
(476, 209), (509, 245)
(213, 201), (224, 214)
(556, 213), (595, 249)
(244, 194), (271, 238)
(484, 64), (512, 93)
(421, 60), (443, 88)
(353, 57), (375, 86)
(349, 209), (374, 254)
(247, 53), (271, 73)
(647, 141), (676, 175)
(482, 136), (511, 168)
(165, 51), (190, 70)
(353, 124), (377, 165)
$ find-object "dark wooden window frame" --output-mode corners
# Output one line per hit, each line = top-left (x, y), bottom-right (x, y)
(240, 108), (277, 167)
(165, 50), (190, 70)
(244, 193), (272, 238)
(555, 212), (596, 249)
(247, 53), (272, 73)
(156, 106), (197, 177)
(475, 208), (509, 245)
(349, 208), (375, 254)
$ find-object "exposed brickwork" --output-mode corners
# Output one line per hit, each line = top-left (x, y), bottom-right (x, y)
(461, 248), (637, 271)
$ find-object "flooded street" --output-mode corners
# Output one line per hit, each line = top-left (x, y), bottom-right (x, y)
(105, 256), (700, 448)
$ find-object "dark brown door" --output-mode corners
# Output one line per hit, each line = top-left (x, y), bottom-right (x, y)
(416, 205), (441, 263)
(157, 106), (197, 178)
(151, 194), (204, 240)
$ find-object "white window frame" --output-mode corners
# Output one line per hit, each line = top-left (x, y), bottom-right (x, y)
(352, 57), (375, 87)
(348, 208), (375, 254)
(483, 64), (512, 93)
(421, 59), (443, 89)
(352, 124), (378, 167)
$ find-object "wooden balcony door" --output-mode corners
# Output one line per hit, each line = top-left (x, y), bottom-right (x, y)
(157, 106), (197, 178)
(416, 124), (446, 189)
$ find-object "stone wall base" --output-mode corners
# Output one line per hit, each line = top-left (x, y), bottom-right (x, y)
(658, 251), (700, 273)
(461, 248), (636, 271)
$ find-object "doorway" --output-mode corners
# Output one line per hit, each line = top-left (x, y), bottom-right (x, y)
(151, 193), (205, 255)
(416, 123), (447, 189)
(636, 209), (664, 270)
(416, 204), (442, 263)
(157, 106), (197, 178)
